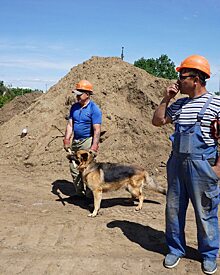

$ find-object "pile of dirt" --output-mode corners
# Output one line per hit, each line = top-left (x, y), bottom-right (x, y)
(1, 57), (215, 275)
(0, 56), (174, 183)
(0, 92), (42, 125)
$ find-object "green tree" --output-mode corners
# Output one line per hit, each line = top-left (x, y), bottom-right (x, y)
(10, 87), (33, 97)
(0, 81), (8, 96)
(134, 54), (178, 80)
(0, 94), (11, 108)
(0, 81), (43, 108)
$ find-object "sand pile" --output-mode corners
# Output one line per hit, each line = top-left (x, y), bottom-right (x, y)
(0, 56), (173, 181)
(0, 92), (42, 125)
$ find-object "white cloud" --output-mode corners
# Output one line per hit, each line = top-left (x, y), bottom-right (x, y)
(0, 58), (73, 70)
(4, 77), (56, 83)
(3, 77), (58, 91)
(0, 42), (38, 50)
(0, 39), (80, 53)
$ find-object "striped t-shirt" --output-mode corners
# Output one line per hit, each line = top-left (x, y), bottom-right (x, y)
(166, 92), (220, 146)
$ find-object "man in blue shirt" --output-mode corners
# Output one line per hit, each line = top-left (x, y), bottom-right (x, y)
(63, 80), (102, 198)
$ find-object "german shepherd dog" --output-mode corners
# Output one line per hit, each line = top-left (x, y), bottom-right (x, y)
(72, 150), (166, 217)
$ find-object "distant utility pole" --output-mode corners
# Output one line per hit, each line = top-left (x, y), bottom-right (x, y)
(121, 46), (124, 60)
(219, 71), (220, 93)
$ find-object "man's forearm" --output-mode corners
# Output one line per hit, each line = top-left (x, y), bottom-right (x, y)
(92, 130), (100, 147)
(91, 125), (101, 151)
(63, 122), (73, 151)
(64, 122), (73, 140)
(152, 97), (171, 126)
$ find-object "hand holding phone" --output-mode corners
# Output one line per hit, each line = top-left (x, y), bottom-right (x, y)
(165, 83), (180, 99)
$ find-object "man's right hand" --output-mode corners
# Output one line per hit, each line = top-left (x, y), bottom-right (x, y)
(165, 83), (180, 99)
(63, 138), (71, 152)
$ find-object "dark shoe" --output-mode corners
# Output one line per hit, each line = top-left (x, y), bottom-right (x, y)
(164, 253), (181, 268)
(202, 259), (217, 274)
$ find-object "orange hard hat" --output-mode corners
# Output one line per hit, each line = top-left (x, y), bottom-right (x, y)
(176, 55), (210, 78)
(75, 80), (93, 93)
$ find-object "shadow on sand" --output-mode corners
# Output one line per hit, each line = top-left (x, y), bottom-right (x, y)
(51, 180), (201, 262)
(107, 220), (201, 262)
(51, 179), (161, 210)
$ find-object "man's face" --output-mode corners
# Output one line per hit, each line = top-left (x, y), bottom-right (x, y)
(177, 69), (197, 95)
(76, 91), (89, 104)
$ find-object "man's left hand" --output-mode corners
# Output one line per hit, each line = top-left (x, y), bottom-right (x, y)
(212, 166), (220, 178)
(89, 144), (99, 157)
(90, 144), (99, 152)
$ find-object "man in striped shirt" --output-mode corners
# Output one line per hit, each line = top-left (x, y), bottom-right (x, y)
(152, 55), (220, 274)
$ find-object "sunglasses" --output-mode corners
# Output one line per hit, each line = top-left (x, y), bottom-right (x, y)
(178, 74), (197, 80)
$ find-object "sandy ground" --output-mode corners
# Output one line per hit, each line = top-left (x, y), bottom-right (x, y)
(0, 164), (217, 275)
(0, 56), (219, 274)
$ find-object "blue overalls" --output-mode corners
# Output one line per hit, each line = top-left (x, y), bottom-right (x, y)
(166, 94), (219, 260)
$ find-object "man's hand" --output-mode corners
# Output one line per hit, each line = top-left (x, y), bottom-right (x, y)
(165, 83), (180, 99)
(211, 156), (220, 178)
(90, 144), (99, 152)
(212, 165), (220, 178)
(89, 144), (99, 157)
(63, 138), (71, 152)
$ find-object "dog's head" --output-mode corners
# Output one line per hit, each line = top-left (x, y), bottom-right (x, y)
(76, 150), (96, 171)
(66, 151), (80, 165)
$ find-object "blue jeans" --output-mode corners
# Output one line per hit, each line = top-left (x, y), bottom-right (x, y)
(166, 154), (219, 259)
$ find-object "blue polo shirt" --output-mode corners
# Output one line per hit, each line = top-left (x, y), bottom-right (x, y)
(69, 100), (102, 140)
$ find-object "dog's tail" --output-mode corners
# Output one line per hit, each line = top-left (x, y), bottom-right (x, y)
(145, 172), (166, 195)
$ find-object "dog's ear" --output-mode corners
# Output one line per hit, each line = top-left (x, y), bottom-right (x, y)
(81, 152), (89, 161)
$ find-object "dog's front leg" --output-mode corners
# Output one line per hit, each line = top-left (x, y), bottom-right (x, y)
(88, 189), (102, 217)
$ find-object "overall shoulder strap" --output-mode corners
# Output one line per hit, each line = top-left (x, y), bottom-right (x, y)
(197, 94), (214, 122)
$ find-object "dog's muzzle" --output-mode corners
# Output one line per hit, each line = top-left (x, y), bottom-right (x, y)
(66, 154), (80, 167)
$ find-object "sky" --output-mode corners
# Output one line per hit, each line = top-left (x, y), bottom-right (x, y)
(0, 0), (220, 92)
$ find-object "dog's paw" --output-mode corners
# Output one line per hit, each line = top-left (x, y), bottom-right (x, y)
(88, 212), (97, 217)
(135, 205), (142, 211)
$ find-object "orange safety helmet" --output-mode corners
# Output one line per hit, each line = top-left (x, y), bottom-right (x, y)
(75, 80), (93, 93)
(176, 55), (210, 78)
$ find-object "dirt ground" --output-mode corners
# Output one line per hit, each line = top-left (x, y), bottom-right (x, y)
(0, 56), (219, 274)
(0, 164), (216, 275)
